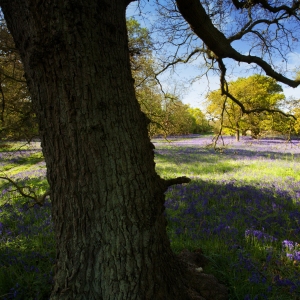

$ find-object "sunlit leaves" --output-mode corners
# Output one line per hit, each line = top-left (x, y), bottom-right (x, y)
(0, 21), (38, 140)
(205, 74), (289, 138)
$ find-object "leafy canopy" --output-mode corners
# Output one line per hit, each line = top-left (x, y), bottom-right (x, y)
(206, 74), (288, 137)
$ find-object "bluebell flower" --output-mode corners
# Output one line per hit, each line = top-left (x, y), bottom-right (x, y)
(282, 240), (296, 251)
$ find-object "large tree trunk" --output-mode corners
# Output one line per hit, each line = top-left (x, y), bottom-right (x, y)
(0, 0), (191, 299)
(0, 1), (229, 299)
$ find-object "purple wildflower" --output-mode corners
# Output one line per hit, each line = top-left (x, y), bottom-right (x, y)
(282, 240), (297, 251)
(245, 229), (277, 243)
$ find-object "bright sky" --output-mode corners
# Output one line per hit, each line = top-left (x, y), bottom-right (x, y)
(126, 1), (300, 109)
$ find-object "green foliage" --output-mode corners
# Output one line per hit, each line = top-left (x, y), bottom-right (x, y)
(127, 18), (152, 59)
(127, 18), (210, 137)
(0, 18), (209, 140)
(0, 22), (38, 141)
(206, 74), (289, 139)
(293, 107), (300, 134)
(187, 107), (212, 133)
(159, 95), (196, 136)
(0, 144), (51, 299)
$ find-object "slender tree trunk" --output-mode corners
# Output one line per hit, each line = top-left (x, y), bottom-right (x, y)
(0, 1), (192, 299)
(235, 122), (240, 142)
(0, 79), (5, 129)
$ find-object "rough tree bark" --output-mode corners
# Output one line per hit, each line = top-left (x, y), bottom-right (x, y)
(0, 0), (225, 299)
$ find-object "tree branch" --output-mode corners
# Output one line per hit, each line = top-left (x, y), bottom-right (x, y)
(212, 93), (227, 149)
(217, 58), (297, 120)
(175, 0), (300, 88)
(164, 176), (191, 188)
(232, 0), (300, 17)
(0, 175), (50, 206)
(228, 17), (283, 43)
(155, 48), (205, 77)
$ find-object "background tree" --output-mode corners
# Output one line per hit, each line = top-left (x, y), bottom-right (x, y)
(187, 107), (212, 134)
(128, 18), (207, 137)
(127, 18), (167, 136)
(291, 99), (300, 134)
(206, 74), (288, 140)
(1, 16), (200, 141)
(0, 0), (299, 299)
(0, 14), (211, 141)
(0, 20), (38, 140)
(159, 94), (195, 136)
(293, 108), (300, 134)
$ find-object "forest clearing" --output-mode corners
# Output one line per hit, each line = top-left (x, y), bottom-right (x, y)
(0, 135), (300, 299)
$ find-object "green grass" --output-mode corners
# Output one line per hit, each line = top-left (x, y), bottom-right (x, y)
(1, 137), (300, 299)
(155, 144), (300, 182)
(156, 138), (300, 299)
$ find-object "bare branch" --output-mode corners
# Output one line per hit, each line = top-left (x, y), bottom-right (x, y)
(164, 176), (191, 188)
(217, 58), (297, 120)
(212, 95), (227, 149)
(155, 47), (204, 77)
(0, 175), (50, 206)
(228, 17), (286, 43)
(175, 0), (300, 88)
(232, 0), (300, 17)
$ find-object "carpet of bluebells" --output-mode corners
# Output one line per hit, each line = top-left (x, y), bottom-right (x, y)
(1, 136), (300, 299)
(155, 135), (300, 299)
(0, 142), (52, 299)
